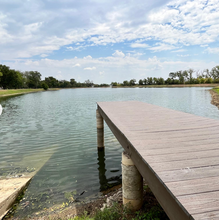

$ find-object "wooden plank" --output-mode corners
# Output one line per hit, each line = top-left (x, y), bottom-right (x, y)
(193, 210), (219, 219)
(129, 137), (219, 148)
(126, 128), (219, 139)
(166, 176), (219, 196)
(158, 165), (219, 183)
(177, 191), (219, 215)
(131, 143), (219, 157)
(140, 149), (219, 164)
(150, 156), (219, 172)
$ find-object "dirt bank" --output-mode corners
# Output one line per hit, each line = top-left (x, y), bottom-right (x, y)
(6, 182), (168, 220)
(210, 89), (219, 110)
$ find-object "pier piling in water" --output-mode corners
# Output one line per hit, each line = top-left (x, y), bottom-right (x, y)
(96, 109), (104, 149)
(122, 151), (143, 211)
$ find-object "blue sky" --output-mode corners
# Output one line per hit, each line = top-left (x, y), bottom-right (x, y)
(0, 0), (219, 84)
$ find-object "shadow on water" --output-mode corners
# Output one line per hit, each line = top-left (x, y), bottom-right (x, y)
(97, 148), (107, 191)
(97, 148), (121, 192)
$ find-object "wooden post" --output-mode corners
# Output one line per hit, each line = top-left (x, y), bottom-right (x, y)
(122, 151), (143, 211)
(96, 109), (104, 149)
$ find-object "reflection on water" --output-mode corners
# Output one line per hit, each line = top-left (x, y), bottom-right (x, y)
(97, 148), (122, 192)
(0, 87), (219, 217)
(97, 148), (107, 191)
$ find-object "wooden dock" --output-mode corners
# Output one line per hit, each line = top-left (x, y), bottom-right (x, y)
(97, 101), (219, 220)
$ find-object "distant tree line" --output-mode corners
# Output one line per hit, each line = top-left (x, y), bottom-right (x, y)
(111, 66), (219, 86)
(1, 64), (219, 90)
(0, 64), (109, 90)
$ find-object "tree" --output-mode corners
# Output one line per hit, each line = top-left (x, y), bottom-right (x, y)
(129, 79), (136, 86)
(0, 65), (23, 89)
(0, 71), (2, 84)
(25, 71), (41, 88)
(45, 76), (59, 88)
(210, 66), (219, 80)
(122, 80), (130, 86)
(147, 77), (153, 85)
(157, 77), (165, 85)
(70, 78), (77, 87)
(165, 78), (173, 85)
(59, 80), (70, 88)
(143, 78), (147, 85)
(111, 82), (118, 86)
(187, 69), (194, 84)
(139, 79), (143, 85)
(169, 72), (176, 79)
(153, 77), (158, 85)
(41, 82), (49, 90)
(84, 79), (93, 87)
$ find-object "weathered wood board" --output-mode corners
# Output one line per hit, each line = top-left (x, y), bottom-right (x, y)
(0, 178), (31, 219)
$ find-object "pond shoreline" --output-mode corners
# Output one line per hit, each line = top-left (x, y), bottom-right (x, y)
(210, 88), (219, 110)
(0, 88), (60, 98)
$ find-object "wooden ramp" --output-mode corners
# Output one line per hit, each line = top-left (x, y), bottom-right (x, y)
(97, 101), (219, 220)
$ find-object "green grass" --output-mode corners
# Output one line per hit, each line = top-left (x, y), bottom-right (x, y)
(213, 87), (219, 95)
(0, 88), (59, 97)
(0, 89), (43, 96)
(67, 201), (168, 220)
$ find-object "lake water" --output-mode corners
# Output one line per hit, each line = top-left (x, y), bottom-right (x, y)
(0, 87), (219, 217)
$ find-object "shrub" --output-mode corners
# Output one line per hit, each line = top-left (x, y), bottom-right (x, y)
(42, 82), (49, 90)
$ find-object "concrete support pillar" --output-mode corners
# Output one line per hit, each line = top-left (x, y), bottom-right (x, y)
(122, 151), (143, 211)
(96, 109), (104, 149)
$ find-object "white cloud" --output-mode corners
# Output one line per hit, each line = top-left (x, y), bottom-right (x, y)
(41, 54), (48, 57)
(73, 63), (81, 67)
(130, 43), (149, 48)
(99, 71), (104, 75)
(205, 47), (219, 54)
(172, 49), (186, 53)
(0, 0), (219, 60)
(112, 50), (125, 57)
(84, 66), (96, 70)
(177, 54), (190, 57)
(83, 55), (93, 60)
(149, 43), (177, 52)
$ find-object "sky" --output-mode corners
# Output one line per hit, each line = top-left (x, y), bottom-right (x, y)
(0, 0), (219, 84)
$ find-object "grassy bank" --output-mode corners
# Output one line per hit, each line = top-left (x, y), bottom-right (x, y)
(21, 184), (169, 220)
(0, 88), (59, 98)
(212, 87), (219, 95)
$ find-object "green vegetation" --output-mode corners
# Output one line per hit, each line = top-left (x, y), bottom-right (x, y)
(213, 87), (219, 95)
(0, 64), (109, 90)
(67, 201), (168, 220)
(66, 185), (169, 220)
(111, 66), (219, 87)
(0, 88), (44, 97)
(1, 63), (219, 90)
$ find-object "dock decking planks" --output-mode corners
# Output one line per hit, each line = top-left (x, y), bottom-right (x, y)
(97, 101), (219, 220)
